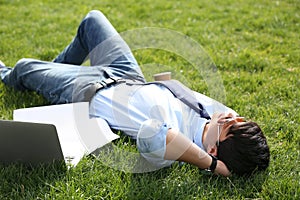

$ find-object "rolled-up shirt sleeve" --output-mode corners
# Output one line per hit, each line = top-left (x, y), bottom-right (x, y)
(137, 119), (175, 168)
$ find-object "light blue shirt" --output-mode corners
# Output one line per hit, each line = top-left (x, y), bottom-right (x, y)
(89, 83), (236, 167)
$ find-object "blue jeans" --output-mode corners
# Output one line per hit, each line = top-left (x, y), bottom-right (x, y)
(1, 10), (145, 104)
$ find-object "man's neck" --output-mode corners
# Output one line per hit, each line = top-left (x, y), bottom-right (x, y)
(202, 122), (210, 144)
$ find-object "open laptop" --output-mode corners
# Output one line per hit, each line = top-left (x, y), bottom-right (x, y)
(0, 120), (64, 166)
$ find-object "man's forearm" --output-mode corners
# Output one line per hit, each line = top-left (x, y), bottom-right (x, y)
(164, 128), (212, 168)
(164, 128), (231, 176)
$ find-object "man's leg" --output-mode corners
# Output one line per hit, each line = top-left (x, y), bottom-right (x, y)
(0, 58), (85, 104)
(53, 10), (145, 81)
(0, 10), (145, 104)
(53, 10), (118, 65)
(54, 12), (135, 65)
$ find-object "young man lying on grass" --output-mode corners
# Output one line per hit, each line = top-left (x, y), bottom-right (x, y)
(0, 10), (270, 176)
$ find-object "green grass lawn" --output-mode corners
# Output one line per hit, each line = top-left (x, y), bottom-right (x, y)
(0, 0), (299, 199)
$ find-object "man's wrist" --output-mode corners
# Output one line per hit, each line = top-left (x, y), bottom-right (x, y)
(208, 154), (218, 173)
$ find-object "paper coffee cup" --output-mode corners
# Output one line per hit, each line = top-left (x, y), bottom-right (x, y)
(153, 72), (171, 81)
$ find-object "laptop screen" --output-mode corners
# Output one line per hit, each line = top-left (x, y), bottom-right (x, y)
(0, 120), (64, 166)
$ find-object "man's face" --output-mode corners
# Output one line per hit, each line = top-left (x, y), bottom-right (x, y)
(204, 113), (245, 155)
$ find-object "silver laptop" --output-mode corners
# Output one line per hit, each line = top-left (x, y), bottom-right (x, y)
(0, 120), (64, 166)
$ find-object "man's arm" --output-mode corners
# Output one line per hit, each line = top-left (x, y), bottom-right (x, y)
(164, 128), (231, 176)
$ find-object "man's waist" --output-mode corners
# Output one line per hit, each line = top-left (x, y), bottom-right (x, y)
(94, 77), (145, 92)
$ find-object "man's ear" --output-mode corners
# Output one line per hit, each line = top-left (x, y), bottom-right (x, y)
(207, 144), (218, 157)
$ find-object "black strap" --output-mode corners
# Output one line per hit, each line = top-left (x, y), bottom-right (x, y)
(94, 77), (124, 91)
(208, 154), (218, 172)
(82, 77), (125, 102)
(149, 80), (211, 120)
(92, 78), (211, 120)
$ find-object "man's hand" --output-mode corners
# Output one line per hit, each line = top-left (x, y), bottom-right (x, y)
(214, 160), (231, 177)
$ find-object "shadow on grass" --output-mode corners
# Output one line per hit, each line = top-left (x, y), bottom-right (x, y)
(125, 163), (270, 199)
(92, 133), (270, 198)
(0, 162), (67, 199)
(0, 84), (48, 119)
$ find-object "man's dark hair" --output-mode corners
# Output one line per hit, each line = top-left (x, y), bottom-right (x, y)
(217, 121), (270, 176)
